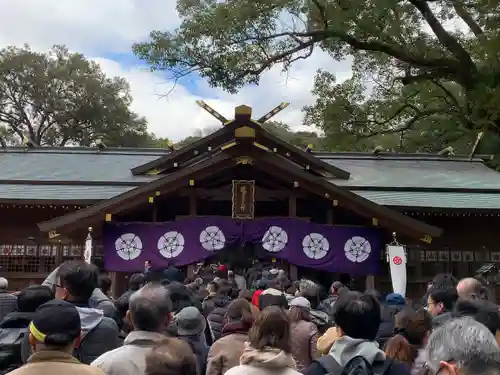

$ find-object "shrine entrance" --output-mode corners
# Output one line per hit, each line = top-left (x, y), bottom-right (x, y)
(37, 103), (442, 298)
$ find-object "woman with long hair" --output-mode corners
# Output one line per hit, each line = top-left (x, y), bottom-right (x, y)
(206, 298), (255, 375)
(225, 306), (301, 375)
(384, 308), (432, 374)
(287, 297), (320, 371)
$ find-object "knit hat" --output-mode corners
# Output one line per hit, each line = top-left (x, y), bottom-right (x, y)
(290, 296), (311, 311)
(176, 306), (206, 336)
(29, 300), (81, 345)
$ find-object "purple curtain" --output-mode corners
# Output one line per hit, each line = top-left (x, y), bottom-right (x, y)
(103, 217), (381, 275)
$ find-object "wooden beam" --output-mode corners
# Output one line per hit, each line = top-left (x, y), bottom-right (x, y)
(177, 187), (306, 201)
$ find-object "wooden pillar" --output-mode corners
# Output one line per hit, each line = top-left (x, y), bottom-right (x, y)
(365, 275), (375, 291)
(189, 189), (197, 216)
(326, 209), (334, 225)
(186, 187), (197, 279)
(288, 193), (297, 217)
(109, 271), (118, 299)
(288, 192), (298, 280)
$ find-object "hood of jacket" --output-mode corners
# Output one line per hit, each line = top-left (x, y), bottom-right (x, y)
(311, 308), (330, 326)
(432, 311), (454, 328)
(329, 336), (385, 366)
(240, 344), (296, 369)
(0, 311), (35, 329)
(43, 266), (114, 313)
(76, 306), (103, 339)
(385, 293), (406, 306)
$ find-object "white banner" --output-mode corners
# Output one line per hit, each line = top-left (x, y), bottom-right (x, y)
(387, 245), (407, 297)
(84, 234), (93, 264)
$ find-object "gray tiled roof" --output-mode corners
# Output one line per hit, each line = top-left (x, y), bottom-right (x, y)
(0, 185), (135, 201)
(318, 153), (500, 190)
(354, 191), (500, 209)
(0, 147), (166, 182)
(0, 148), (499, 209)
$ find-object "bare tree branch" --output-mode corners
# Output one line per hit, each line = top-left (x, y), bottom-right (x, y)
(452, 2), (484, 37)
(407, 0), (476, 77)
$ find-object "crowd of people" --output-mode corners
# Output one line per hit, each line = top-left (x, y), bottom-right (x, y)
(0, 260), (499, 375)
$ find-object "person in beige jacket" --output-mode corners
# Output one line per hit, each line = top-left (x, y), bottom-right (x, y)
(91, 285), (171, 375)
(7, 300), (104, 375)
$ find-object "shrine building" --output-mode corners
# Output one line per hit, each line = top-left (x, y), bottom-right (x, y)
(1, 104), (500, 299)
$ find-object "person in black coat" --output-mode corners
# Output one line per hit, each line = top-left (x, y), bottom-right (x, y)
(305, 291), (410, 375)
(175, 306), (210, 375)
(376, 293), (406, 348)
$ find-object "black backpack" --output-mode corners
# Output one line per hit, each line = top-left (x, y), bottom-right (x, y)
(0, 327), (31, 374)
(317, 355), (393, 375)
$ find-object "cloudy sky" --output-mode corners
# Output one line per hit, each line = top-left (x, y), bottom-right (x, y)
(0, 0), (352, 141)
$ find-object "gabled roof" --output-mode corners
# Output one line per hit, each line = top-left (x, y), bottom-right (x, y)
(38, 141), (442, 242)
(38, 151), (234, 232)
(130, 107), (350, 179)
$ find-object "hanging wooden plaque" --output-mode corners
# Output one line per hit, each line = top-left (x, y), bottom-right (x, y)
(232, 180), (255, 219)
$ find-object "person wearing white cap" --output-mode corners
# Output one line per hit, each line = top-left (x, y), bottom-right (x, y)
(288, 297), (320, 371)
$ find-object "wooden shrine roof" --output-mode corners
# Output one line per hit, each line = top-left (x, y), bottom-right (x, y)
(37, 142), (442, 242)
(0, 146), (498, 208)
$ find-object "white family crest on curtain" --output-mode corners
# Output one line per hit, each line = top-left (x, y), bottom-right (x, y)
(84, 232), (93, 264)
(262, 226), (288, 252)
(302, 233), (329, 260)
(158, 231), (185, 258)
(344, 236), (371, 263)
(200, 226), (226, 251)
(115, 233), (143, 260)
(386, 244), (407, 297)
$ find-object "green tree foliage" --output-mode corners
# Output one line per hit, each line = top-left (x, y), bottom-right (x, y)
(133, 0), (500, 153)
(0, 45), (151, 147)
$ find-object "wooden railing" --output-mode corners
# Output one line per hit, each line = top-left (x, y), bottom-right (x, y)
(0, 243), (104, 273)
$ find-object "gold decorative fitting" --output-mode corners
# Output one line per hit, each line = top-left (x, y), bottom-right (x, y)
(372, 218), (379, 226)
(236, 156), (252, 165)
(252, 142), (269, 151)
(189, 179), (195, 186)
(305, 165), (310, 170)
(145, 169), (160, 175)
(155, 191), (160, 196)
(148, 196), (154, 203)
(234, 104), (252, 116)
(221, 141), (237, 150)
(333, 200), (339, 206)
(173, 162), (178, 167)
(293, 181), (299, 188)
(105, 213), (112, 222)
(234, 126), (256, 138)
(273, 148), (277, 152)
(48, 230), (60, 239)
(421, 235), (432, 244)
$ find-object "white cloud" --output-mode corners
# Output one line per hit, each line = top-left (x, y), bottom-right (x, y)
(0, 0), (351, 141)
